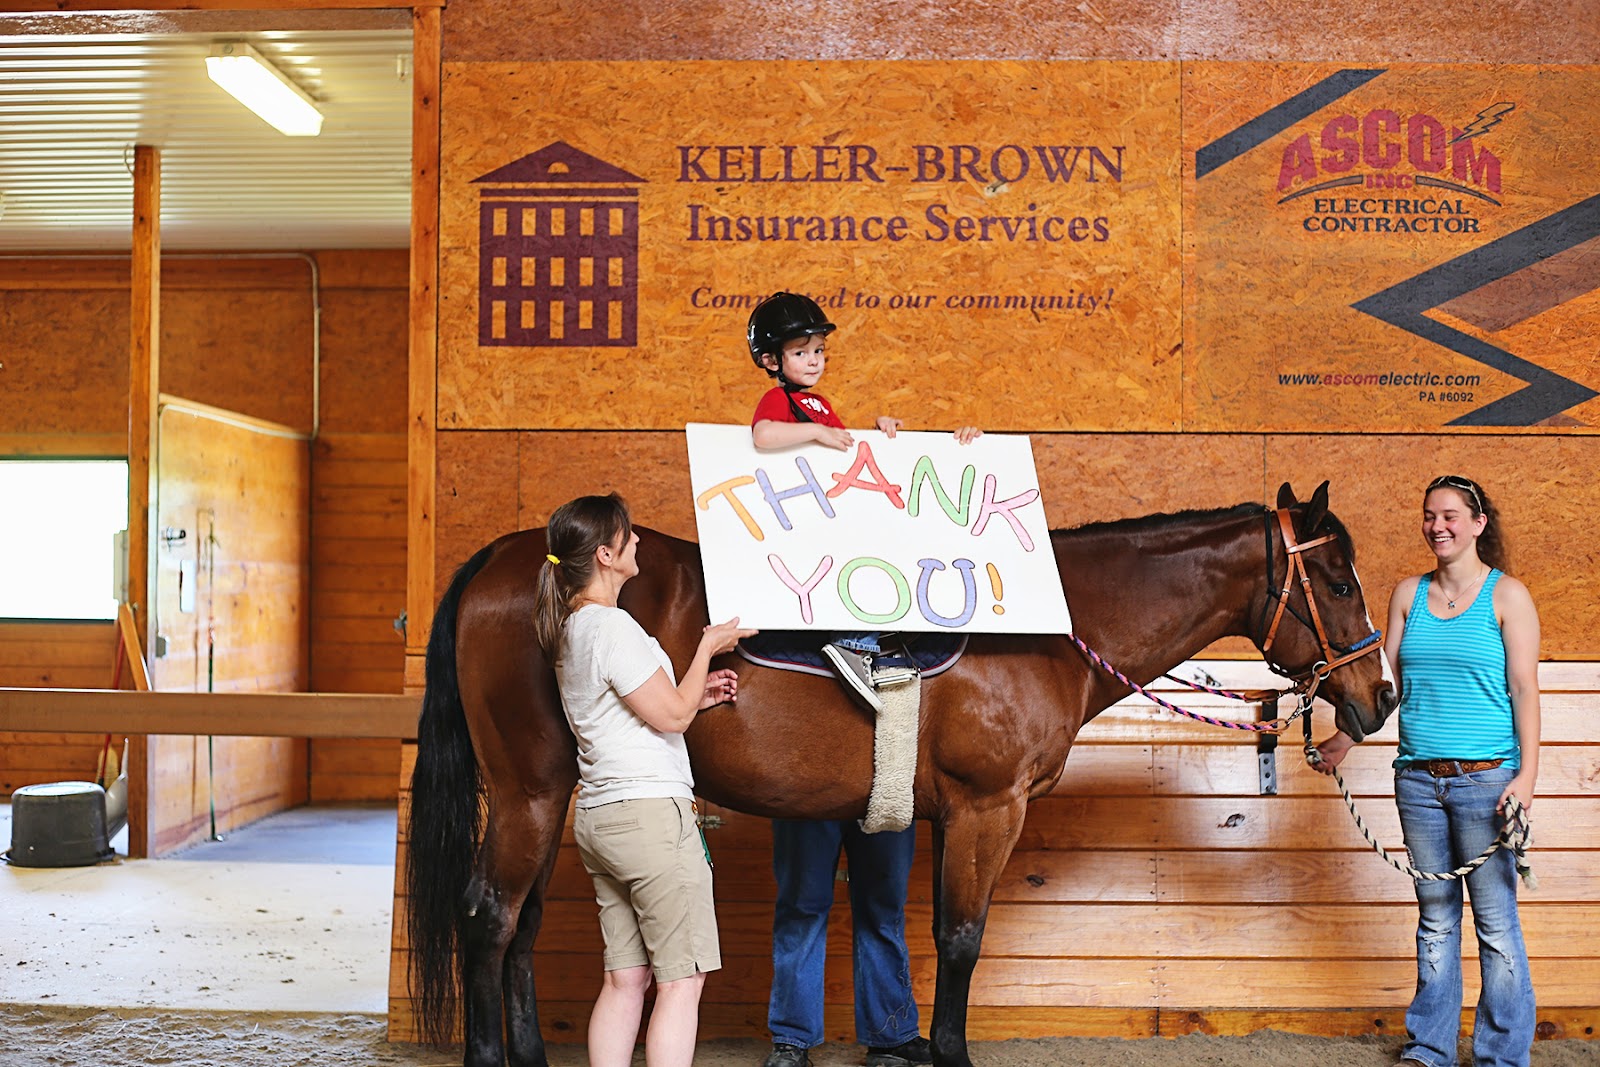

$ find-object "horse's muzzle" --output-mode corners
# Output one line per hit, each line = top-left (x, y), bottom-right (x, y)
(1339, 684), (1397, 743)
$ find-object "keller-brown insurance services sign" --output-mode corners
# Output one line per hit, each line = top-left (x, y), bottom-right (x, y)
(439, 62), (1181, 431)
(1187, 64), (1600, 432)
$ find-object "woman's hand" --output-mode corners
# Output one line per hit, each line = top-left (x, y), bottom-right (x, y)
(876, 416), (904, 437)
(701, 617), (757, 657)
(1310, 730), (1356, 775)
(815, 425), (854, 451)
(1500, 772), (1535, 815)
(954, 426), (983, 445)
(699, 668), (739, 710)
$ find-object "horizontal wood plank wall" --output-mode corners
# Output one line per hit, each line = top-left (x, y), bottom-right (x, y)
(308, 251), (410, 802)
(387, 662), (1600, 1043)
(146, 400), (310, 856)
(0, 622), (120, 793)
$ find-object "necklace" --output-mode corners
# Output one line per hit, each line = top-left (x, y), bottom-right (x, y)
(1437, 565), (1487, 610)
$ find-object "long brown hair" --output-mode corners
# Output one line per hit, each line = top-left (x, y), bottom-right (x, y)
(1425, 474), (1509, 572)
(533, 493), (633, 659)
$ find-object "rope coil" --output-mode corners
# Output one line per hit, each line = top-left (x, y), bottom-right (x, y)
(1304, 739), (1536, 890)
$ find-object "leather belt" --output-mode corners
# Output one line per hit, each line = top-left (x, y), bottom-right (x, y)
(1409, 758), (1505, 777)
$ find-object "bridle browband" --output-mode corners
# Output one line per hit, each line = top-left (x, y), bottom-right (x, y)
(1257, 505), (1384, 695)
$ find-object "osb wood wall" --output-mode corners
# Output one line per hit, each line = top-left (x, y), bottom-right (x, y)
(398, 0), (1600, 1045)
(0, 251), (409, 804)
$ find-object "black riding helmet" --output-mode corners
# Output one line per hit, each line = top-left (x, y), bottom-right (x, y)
(747, 292), (836, 380)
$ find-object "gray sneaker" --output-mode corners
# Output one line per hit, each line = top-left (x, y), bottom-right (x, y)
(762, 1044), (811, 1067)
(822, 644), (885, 713)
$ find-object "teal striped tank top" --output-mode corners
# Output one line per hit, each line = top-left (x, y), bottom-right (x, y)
(1394, 569), (1519, 769)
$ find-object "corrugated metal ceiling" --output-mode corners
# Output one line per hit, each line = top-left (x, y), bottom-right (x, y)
(0, 22), (412, 251)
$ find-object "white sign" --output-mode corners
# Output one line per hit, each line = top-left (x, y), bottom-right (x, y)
(686, 423), (1071, 633)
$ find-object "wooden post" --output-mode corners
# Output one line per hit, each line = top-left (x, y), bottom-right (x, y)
(127, 143), (160, 860)
(394, 6), (441, 1041)
(405, 5), (441, 692)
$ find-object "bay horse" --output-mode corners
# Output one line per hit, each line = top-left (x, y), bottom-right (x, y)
(406, 481), (1396, 1067)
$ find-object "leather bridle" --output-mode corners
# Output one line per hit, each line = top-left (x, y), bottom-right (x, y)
(1258, 506), (1384, 696)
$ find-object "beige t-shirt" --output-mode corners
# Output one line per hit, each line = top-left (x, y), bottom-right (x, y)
(556, 604), (693, 808)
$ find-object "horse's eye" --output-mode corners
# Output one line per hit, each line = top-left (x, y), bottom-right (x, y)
(1330, 582), (1352, 598)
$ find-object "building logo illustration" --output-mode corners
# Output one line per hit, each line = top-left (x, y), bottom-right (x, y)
(475, 142), (646, 347)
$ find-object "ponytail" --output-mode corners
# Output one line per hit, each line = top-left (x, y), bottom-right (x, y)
(532, 493), (633, 659)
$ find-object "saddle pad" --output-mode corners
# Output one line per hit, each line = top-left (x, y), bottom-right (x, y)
(736, 631), (967, 678)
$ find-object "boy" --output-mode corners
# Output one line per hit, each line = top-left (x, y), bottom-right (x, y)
(745, 290), (981, 713)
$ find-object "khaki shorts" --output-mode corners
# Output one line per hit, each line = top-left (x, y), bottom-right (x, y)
(573, 796), (721, 981)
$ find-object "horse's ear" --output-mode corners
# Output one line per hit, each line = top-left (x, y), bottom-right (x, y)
(1276, 482), (1298, 509)
(1304, 480), (1331, 532)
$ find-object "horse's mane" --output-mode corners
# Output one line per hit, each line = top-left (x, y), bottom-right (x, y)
(1053, 501), (1356, 561)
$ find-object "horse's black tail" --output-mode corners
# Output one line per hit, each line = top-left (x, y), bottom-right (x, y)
(405, 541), (497, 1047)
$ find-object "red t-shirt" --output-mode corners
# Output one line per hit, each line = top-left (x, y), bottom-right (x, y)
(751, 387), (845, 429)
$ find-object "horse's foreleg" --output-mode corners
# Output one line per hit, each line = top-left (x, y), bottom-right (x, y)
(502, 793), (572, 1067)
(929, 794), (1029, 1067)
(460, 802), (552, 1067)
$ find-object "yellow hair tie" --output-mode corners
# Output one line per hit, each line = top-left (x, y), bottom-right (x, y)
(546, 553), (561, 565)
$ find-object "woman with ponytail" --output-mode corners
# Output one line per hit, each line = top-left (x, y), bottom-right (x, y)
(536, 492), (755, 1067)
(1315, 475), (1540, 1067)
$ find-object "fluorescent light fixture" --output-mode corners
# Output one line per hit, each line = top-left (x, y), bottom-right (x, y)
(206, 42), (323, 137)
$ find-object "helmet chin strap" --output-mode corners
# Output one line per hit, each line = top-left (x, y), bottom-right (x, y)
(773, 364), (815, 424)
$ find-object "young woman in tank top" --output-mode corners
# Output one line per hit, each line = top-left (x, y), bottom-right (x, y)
(1314, 474), (1541, 1067)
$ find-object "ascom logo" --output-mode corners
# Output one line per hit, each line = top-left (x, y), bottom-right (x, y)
(1276, 103), (1512, 236)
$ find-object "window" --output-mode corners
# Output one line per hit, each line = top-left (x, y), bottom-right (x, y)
(0, 459), (128, 621)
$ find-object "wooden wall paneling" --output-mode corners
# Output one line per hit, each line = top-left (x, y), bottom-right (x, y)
(433, 429), (519, 586)
(437, 62), (1182, 433)
(0, 624), (117, 792)
(145, 398), (310, 856)
(405, 3), (442, 680)
(499, 431), (1275, 545)
(0, 288), (130, 440)
(441, 1), (1180, 64)
(308, 431), (408, 801)
(1263, 434), (1600, 657)
(158, 285), (315, 432)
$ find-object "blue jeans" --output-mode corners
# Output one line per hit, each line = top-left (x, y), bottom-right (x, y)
(768, 819), (918, 1049)
(833, 633), (882, 654)
(1396, 764), (1534, 1067)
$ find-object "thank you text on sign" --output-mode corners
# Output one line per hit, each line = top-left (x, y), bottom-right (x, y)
(686, 424), (1071, 633)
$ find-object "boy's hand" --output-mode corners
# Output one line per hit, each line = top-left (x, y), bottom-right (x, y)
(876, 416), (903, 437)
(815, 425), (854, 450)
(954, 426), (983, 445)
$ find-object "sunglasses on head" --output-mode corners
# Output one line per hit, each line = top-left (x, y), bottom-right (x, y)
(1426, 474), (1484, 513)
